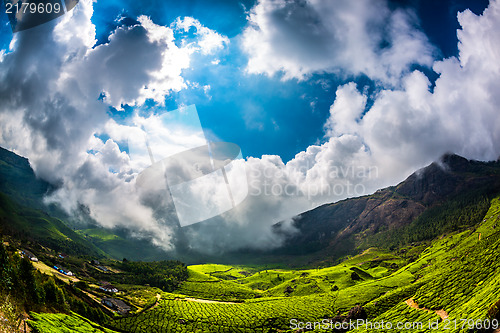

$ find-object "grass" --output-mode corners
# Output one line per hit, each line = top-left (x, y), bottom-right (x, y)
(189, 264), (254, 280)
(104, 244), (414, 332)
(28, 312), (119, 333)
(31, 260), (80, 284)
(352, 195), (500, 332)
(75, 227), (173, 261)
(103, 196), (500, 332)
(175, 280), (260, 302)
(109, 267), (415, 333)
(0, 193), (106, 257)
(16, 192), (500, 332)
(78, 228), (121, 242)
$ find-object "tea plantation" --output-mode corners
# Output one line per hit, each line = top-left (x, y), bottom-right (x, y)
(20, 197), (500, 332)
(106, 196), (500, 332)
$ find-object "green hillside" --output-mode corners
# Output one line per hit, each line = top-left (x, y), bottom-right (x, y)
(76, 227), (175, 261)
(0, 147), (51, 210)
(0, 192), (105, 257)
(28, 312), (119, 333)
(2, 147), (500, 332)
(7, 197), (500, 332)
(104, 196), (500, 332)
(0, 146), (182, 262)
(270, 154), (500, 267)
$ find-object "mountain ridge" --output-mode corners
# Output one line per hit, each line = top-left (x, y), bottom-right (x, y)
(2, 147), (500, 332)
(269, 153), (500, 265)
(2, 146), (500, 265)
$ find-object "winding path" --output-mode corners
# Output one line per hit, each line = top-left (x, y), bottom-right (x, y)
(175, 297), (237, 304)
(405, 298), (448, 320)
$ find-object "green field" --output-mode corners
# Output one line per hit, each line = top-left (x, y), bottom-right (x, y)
(22, 197), (500, 332)
(103, 196), (500, 332)
(27, 194), (500, 332)
(28, 312), (119, 333)
(3, 128), (500, 333)
(4, 147), (499, 333)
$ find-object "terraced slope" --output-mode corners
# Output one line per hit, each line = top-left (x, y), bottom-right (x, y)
(354, 196), (500, 332)
(102, 197), (500, 332)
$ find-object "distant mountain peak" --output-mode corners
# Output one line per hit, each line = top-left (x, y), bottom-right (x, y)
(437, 153), (471, 172)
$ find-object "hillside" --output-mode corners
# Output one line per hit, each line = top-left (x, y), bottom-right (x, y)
(270, 154), (500, 266)
(0, 148), (108, 257)
(0, 147), (178, 261)
(17, 195), (500, 332)
(22, 195), (500, 332)
(0, 192), (105, 257)
(3, 146), (499, 266)
(0, 147), (51, 210)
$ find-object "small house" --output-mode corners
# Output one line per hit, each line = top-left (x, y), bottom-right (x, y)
(53, 265), (74, 276)
(21, 249), (38, 262)
(99, 283), (118, 293)
(101, 297), (130, 314)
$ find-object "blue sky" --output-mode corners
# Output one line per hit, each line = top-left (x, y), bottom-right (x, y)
(90, 0), (339, 161)
(90, 0), (489, 162)
(1, 0), (499, 252)
(1, 0), (488, 162)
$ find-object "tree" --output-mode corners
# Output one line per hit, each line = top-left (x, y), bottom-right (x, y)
(0, 242), (15, 292)
(18, 257), (39, 305)
(42, 277), (67, 310)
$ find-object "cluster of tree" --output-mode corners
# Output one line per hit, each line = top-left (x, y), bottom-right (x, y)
(114, 260), (189, 292)
(364, 193), (492, 250)
(0, 241), (107, 325)
(0, 241), (45, 310)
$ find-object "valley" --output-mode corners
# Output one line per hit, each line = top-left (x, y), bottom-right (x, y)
(1, 148), (500, 332)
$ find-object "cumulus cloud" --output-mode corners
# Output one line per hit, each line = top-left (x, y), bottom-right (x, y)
(174, 17), (229, 55)
(1, 0), (499, 256)
(241, 0), (435, 84)
(184, 0), (500, 254)
(0, 0), (228, 251)
(234, 0), (500, 231)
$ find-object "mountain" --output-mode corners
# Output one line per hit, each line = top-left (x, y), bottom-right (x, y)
(0, 147), (107, 256)
(25, 194), (500, 332)
(0, 146), (176, 261)
(0, 147), (52, 209)
(271, 154), (500, 265)
(2, 147), (500, 332)
(2, 146), (500, 265)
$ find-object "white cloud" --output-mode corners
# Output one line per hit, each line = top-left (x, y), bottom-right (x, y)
(206, 0), (500, 251)
(1, 0), (499, 256)
(174, 17), (229, 55)
(324, 82), (366, 137)
(280, 0), (500, 202)
(0, 0), (228, 251)
(241, 0), (435, 84)
(60, 15), (195, 108)
(104, 0), (500, 254)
